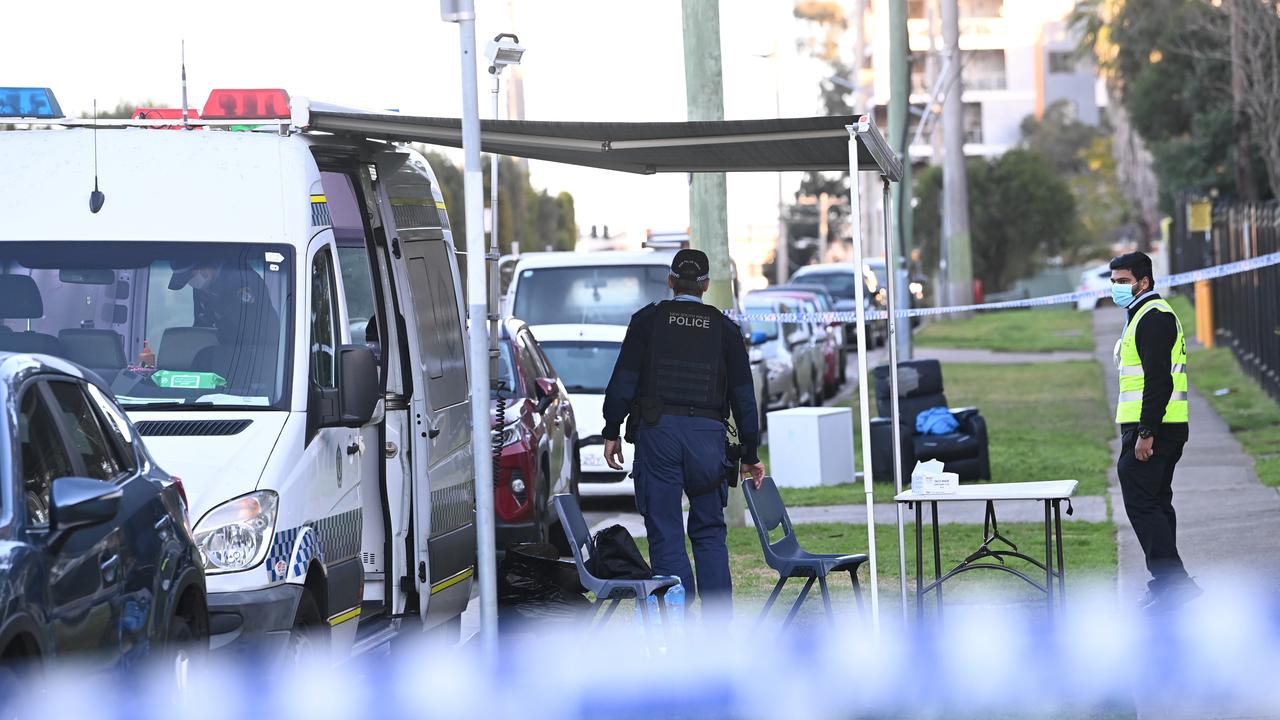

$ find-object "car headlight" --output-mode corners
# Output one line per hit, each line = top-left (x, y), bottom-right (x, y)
(193, 491), (279, 574)
(501, 423), (522, 447)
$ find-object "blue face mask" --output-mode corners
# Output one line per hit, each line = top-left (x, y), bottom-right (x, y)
(1111, 283), (1135, 307)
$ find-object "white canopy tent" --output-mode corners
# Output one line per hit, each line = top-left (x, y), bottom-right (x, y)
(302, 108), (911, 630)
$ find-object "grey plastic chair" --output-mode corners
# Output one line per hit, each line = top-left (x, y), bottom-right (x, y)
(744, 476), (867, 628)
(552, 493), (679, 631)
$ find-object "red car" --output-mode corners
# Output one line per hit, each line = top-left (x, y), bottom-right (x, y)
(491, 318), (579, 552)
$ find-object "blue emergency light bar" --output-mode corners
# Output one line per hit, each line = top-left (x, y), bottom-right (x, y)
(0, 87), (64, 119)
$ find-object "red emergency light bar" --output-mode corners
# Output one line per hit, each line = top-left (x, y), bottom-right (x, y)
(201, 88), (290, 120)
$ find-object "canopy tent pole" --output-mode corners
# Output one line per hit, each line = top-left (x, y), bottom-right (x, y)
(882, 177), (910, 616)
(847, 124), (879, 632)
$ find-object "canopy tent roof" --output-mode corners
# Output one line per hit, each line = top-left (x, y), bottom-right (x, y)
(302, 109), (902, 181)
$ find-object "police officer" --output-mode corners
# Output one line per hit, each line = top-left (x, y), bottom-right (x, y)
(169, 258), (280, 347)
(601, 249), (765, 615)
(1110, 251), (1201, 613)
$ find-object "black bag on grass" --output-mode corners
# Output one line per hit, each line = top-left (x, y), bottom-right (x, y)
(587, 525), (653, 580)
(498, 542), (590, 628)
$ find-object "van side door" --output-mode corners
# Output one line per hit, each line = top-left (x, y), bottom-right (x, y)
(374, 150), (476, 625)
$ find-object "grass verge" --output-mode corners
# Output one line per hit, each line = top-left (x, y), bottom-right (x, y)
(915, 308), (1094, 353)
(636, 520), (1118, 618)
(1190, 345), (1280, 487)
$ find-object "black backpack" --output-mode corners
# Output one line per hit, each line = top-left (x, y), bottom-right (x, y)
(587, 525), (653, 580)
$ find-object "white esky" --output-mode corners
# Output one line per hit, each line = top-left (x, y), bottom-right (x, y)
(6, 0), (831, 245)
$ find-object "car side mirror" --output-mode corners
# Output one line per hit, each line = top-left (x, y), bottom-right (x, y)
(750, 330), (768, 346)
(51, 477), (122, 534)
(309, 345), (379, 436)
(534, 377), (558, 413)
(336, 345), (379, 428)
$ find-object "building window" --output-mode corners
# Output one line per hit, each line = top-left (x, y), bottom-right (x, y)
(1048, 51), (1076, 74)
(963, 49), (1006, 91)
(963, 103), (983, 144)
(960, 0), (1003, 18)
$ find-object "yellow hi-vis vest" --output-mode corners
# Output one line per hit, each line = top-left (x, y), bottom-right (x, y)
(1114, 298), (1189, 424)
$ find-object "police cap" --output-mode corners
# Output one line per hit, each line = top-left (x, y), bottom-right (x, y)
(670, 249), (710, 282)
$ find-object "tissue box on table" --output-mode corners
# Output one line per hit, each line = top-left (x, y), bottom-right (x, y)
(911, 459), (958, 494)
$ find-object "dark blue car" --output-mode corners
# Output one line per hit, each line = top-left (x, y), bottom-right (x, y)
(0, 352), (207, 675)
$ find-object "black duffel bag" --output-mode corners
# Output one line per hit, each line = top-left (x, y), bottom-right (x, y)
(587, 525), (653, 580)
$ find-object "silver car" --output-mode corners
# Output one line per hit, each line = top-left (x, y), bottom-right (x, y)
(744, 297), (822, 411)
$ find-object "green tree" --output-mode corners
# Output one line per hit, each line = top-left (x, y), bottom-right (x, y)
(1072, 0), (1274, 207)
(421, 148), (576, 254)
(1020, 100), (1132, 259)
(915, 150), (1081, 293)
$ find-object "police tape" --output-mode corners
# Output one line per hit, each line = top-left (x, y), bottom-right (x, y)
(730, 250), (1280, 324)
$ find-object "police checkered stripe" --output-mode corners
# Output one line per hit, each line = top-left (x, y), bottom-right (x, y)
(315, 508), (362, 565)
(728, 250), (1280, 324)
(311, 201), (332, 227)
(264, 508), (363, 583)
(430, 480), (475, 537)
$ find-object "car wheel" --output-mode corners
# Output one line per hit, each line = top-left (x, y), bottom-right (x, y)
(164, 610), (204, 690)
(287, 589), (328, 664)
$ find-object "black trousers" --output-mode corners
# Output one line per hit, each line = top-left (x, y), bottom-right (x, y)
(1117, 429), (1189, 587)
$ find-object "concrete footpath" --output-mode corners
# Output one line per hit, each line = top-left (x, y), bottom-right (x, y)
(1093, 307), (1280, 599)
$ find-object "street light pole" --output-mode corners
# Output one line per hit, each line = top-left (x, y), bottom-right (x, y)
(441, 0), (497, 650)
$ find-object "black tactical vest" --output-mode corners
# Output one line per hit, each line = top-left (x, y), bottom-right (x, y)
(641, 300), (728, 417)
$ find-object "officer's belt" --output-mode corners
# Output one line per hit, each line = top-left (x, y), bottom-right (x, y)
(660, 404), (726, 421)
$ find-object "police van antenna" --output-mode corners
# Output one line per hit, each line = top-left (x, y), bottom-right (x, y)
(181, 40), (189, 129)
(89, 100), (105, 214)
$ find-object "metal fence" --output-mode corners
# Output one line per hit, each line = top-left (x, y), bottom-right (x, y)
(1175, 199), (1280, 403)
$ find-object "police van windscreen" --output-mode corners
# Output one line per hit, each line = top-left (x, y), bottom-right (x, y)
(0, 242), (292, 410)
(512, 265), (670, 326)
(539, 341), (622, 394)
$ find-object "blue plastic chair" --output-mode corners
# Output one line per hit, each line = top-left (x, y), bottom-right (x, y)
(744, 476), (867, 628)
(552, 493), (679, 631)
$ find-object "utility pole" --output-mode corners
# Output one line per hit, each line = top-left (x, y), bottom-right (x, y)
(682, 0), (746, 529)
(941, 0), (973, 305)
(888, 0), (913, 359)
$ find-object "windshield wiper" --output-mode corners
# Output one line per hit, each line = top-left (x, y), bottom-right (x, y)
(118, 400), (218, 410)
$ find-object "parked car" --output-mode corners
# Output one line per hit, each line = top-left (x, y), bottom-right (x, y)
(491, 319), (578, 550)
(752, 290), (840, 399)
(766, 283), (847, 384)
(791, 262), (890, 347)
(531, 325), (632, 498)
(0, 352), (206, 677)
(742, 296), (822, 410)
(1077, 263), (1113, 311)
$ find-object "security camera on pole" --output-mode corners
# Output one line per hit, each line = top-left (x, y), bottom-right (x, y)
(485, 33), (524, 415)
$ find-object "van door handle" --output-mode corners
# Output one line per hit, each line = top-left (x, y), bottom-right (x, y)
(100, 554), (120, 583)
(428, 425), (441, 439)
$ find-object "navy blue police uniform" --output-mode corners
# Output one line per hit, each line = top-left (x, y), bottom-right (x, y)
(601, 255), (760, 608)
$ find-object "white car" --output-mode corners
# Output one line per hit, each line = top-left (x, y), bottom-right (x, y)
(1077, 263), (1113, 310)
(532, 324), (633, 497)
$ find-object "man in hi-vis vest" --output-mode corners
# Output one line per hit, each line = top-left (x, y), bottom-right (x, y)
(1110, 251), (1200, 613)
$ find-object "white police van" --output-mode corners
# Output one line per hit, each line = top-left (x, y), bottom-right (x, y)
(0, 87), (475, 659)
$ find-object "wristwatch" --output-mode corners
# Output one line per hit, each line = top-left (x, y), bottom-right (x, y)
(1137, 426), (1155, 439)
